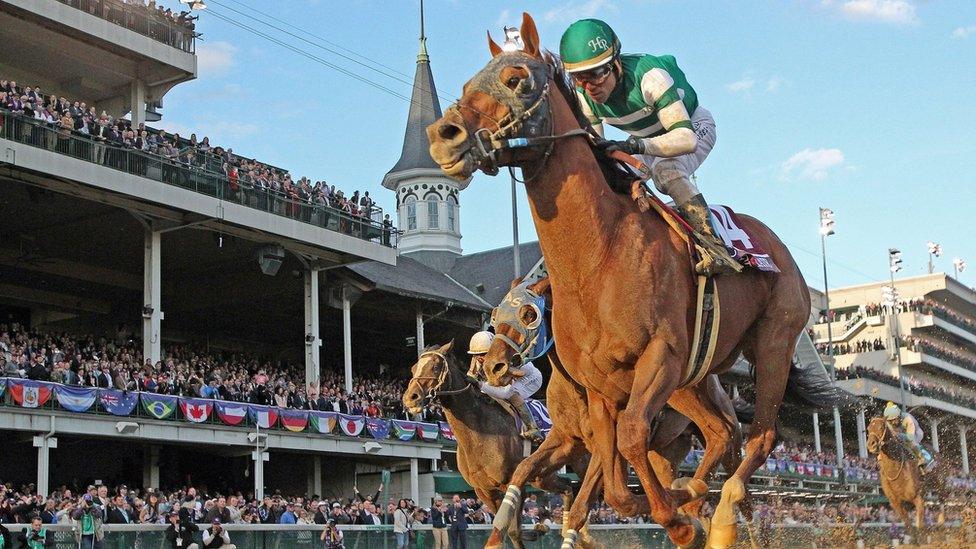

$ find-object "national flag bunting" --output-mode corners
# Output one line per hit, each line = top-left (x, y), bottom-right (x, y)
(214, 401), (248, 426)
(309, 411), (337, 434)
(141, 393), (178, 420)
(439, 421), (456, 442)
(280, 409), (309, 432)
(99, 389), (138, 416)
(338, 413), (365, 436)
(416, 422), (439, 441)
(9, 379), (53, 408)
(248, 405), (279, 429)
(55, 385), (96, 412)
(180, 398), (214, 423)
(0, 378), (6, 398)
(391, 420), (417, 441)
(365, 418), (390, 440)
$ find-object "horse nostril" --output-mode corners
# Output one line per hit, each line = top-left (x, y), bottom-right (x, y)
(438, 122), (466, 142)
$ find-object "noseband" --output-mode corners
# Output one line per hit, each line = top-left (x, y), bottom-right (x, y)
(411, 351), (471, 405)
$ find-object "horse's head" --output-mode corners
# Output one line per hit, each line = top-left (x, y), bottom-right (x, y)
(866, 416), (887, 455)
(402, 341), (457, 414)
(483, 277), (552, 387)
(427, 13), (560, 180)
(867, 415), (913, 461)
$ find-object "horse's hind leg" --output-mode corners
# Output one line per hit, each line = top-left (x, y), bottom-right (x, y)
(709, 324), (795, 549)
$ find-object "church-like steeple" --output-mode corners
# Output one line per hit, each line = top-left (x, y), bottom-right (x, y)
(383, 1), (470, 272)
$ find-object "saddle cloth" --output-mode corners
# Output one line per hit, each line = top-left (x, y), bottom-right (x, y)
(708, 205), (780, 273)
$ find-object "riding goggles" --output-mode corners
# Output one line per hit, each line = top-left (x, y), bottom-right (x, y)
(571, 63), (613, 87)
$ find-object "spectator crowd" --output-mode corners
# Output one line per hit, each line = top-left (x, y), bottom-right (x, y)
(59, 0), (199, 51)
(837, 364), (976, 410)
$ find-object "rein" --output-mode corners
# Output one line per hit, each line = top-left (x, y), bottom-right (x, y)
(413, 351), (472, 400)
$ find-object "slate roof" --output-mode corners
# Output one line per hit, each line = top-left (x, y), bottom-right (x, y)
(348, 254), (491, 311)
(383, 39), (443, 185)
(449, 242), (543, 305)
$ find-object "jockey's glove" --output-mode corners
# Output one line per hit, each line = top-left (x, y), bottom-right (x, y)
(594, 136), (645, 156)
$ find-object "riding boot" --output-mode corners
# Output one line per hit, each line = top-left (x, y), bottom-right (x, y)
(677, 194), (743, 276)
(511, 393), (544, 444)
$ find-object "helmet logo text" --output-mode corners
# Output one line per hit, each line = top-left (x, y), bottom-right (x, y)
(587, 36), (609, 53)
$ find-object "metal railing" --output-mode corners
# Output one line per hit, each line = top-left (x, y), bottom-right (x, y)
(0, 522), (965, 549)
(53, 0), (197, 53)
(0, 111), (398, 247)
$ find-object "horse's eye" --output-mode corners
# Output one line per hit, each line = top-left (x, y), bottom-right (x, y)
(506, 76), (521, 90)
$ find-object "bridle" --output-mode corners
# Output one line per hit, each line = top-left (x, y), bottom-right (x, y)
(448, 57), (592, 182)
(490, 284), (553, 364)
(410, 351), (472, 405)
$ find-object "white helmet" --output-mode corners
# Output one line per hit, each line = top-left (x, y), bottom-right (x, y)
(467, 331), (494, 355)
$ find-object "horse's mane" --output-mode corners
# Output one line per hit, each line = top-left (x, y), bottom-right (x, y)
(543, 51), (637, 195)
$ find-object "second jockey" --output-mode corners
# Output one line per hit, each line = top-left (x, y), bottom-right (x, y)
(883, 402), (935, 473)
(559, 18), (739, 276)
(467, 331), (544, 443)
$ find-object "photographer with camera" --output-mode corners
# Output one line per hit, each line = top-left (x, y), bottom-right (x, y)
(165, 511), (199, 549)
(319, 518), (344, 549)
(17, 516), (51, 548)
(201, 518), (235, 549)
(70, 493), (104, 549)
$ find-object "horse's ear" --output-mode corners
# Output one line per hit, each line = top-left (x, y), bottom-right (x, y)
(440, 339), (455, 355)
(509, 276), (524, 290)
(520, 12), (541, 58)
(527, 277), (551, 296)
(487, 31), (503, 58)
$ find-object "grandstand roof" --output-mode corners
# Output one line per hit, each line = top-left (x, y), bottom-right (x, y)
(449, 241), (544, 305)
(347, 255), (491, 311)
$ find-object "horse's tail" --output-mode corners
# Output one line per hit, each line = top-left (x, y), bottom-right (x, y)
(781, 358), (848, 410)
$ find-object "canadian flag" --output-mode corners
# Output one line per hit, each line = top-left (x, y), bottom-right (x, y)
(180, 400), (213, 423)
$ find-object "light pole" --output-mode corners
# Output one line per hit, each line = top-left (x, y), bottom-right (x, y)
(954, 258), (968, 280)
(926, 241), (942, 275)
(502, 27), (523, 278)
(885, 248), (909, 412)
(819, 207), (843, 466)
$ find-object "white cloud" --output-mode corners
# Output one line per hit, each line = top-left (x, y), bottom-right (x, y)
(726, 77), (755, 93)
(822, 0), (918, 25)
(496, 9), (511, 28)
(781, 148), (846, 181)
(952, 25), (976, 39)
(544, 0), (617, 24)
(765, 76), (786, 92)
(196, 41), (237, 75)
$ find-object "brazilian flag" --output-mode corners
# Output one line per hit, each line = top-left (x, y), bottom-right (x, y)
(141, 393), (178, 420)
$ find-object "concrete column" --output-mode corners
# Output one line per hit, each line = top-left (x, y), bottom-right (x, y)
(410, 458), (420, 503)
(313, 456), (323, 497)
(342, 285), (353, 394)
(142, 228), (162, 365)
(833, 405), (844, 465)
(304, 269), (321, 389)
(856, 408), (868, 459)
(416, 308), (425, 359)
(813, 412), (822, 454)
(33, 434), (57, 497)
(930, 419), (940, 453)
(961, 426), (970, 476)
(142, 445), (160, 490)
(252, 448), (269, 501)
(130, 79), (146, 127)
(431, 459), (438, 472)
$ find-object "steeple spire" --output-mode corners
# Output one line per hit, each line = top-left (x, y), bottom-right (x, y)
(418, 0), (429, 62)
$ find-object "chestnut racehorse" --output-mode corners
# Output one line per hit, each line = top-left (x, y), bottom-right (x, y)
(487, 276), (746, 541)
(427, 13), (834, 548)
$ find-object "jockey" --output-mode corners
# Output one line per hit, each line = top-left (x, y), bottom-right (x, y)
(466, 331), (545, 443)
(559, 19), (740, 276)
(883, 402), (934, 472)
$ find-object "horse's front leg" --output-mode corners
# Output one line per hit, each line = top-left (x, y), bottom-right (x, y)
(617, 338), (705, 549)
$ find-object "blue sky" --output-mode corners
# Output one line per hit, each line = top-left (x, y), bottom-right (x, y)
(162, 0), (976, 290)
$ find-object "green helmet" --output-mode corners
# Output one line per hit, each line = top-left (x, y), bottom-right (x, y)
(559, 19), (620, 73)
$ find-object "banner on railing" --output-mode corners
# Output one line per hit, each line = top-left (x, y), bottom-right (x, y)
(248, 404), (278, 429)
(180, 398), (214, 423)
(9, 379), (53, 408)
(309, 411), (337, 434)
(439, 421), (456, 442)
(55, 385), (96, 413)
(366, 418), (390, 440)
(100, 389), (139, 416)
(0, 378), (6, 398)
(416, 422), (439, 441)
(391, 420), (417, 441)
(338, 414), (365, 436)
(280, 409), (308, 433)
(215, 401), (248, 426)
(141, 393), (178, 420)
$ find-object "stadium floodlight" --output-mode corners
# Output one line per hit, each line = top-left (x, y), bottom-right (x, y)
(363, 441), (383, 454)
(502, 27), (523, 52)
(927, 241), (943, 257)
(888, 248), (903, 273)
(818, 207), (835, 236)
(881, 285), (898, 308)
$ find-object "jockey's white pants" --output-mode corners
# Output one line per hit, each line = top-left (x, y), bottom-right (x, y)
(637, 107), (716, 206)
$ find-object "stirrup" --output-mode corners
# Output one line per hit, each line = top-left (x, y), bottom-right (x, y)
(694, 242), (743, 276)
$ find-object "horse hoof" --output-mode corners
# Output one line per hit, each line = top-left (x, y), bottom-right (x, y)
(672, 477), (709, 500)
(677, 517), (707, 549)
(706, 477), (745, 549)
